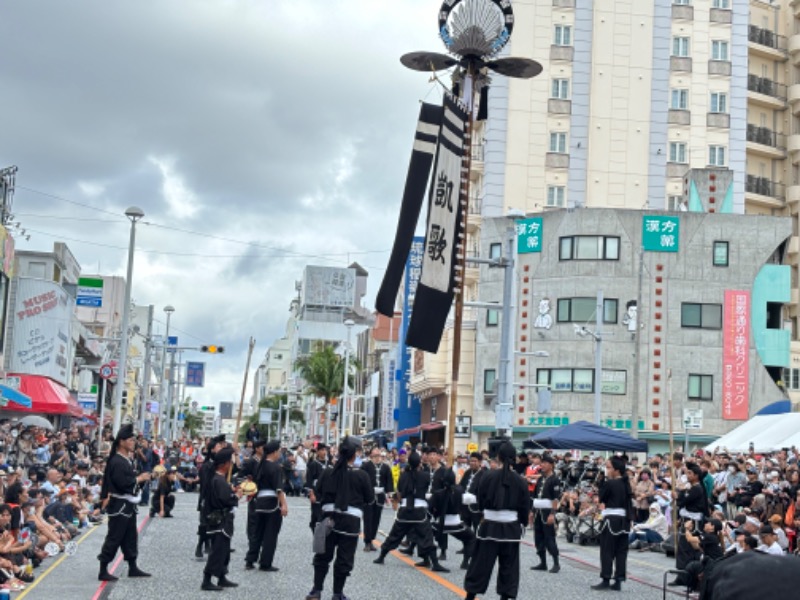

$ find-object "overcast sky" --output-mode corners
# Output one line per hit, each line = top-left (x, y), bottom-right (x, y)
(0, 0), (446, 408)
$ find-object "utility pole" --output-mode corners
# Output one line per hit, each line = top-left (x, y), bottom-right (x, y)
(495, 226), (516, 439)
(166, 346), (177, 442)
(594, 290), (604, 426)
(139, 304), (154, 433)
(631, 248), (644, 438)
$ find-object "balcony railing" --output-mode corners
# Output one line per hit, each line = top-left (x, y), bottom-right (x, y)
(748, 74), (787, 100)
(746, 175), (786, 199)
(467, 195), (482, 215)
(746, 124), (786, 149)
(748, 25), (787, 51)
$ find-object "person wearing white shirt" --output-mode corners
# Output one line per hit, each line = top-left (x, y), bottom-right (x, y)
(758, 526), (784, 555)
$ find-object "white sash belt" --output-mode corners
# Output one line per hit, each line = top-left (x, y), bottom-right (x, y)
(322, 504), (364, 519)
(484, 509), (517, 523)
(402, 498), (429, 509)
(257, 489), (277, 498)
(111, 493), (141, 504)
(374, 487), (385, 494)
(679, 508), (703, 521)
(463, 493), (477, 505)
(444, 514), (462, 526)
(602, 508), (627, 518)
(533, 499), (553, 510)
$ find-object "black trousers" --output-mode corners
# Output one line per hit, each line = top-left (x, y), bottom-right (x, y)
(363, 501), (383, 544)
(381, 519), (436, 557)
(533, 511), (559, 562)
(309, 502), (322, 532)
(245, 500), (257, 545)
(98, 513), (138, 564)
(464, 540), (520, 598)
(433, 524), (475, 556)
(245, 510), (282, 567)
(151, 494), (175, 516)
(204, 531), (231, 578)
(598, 516), (629, 581)
(461, 508), (481, 533)
(313, 530), (358, 594)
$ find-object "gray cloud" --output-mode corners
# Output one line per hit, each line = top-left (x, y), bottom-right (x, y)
(0, 0), (447, 405)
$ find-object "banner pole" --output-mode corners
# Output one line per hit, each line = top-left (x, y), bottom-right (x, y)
(229, 337), (255, 482)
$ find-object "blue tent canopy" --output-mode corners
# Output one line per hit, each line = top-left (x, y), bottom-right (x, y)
(527, 420), (648, 452)
(755, 400), (792, 416)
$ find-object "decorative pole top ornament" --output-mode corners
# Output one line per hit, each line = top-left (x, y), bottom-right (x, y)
(401, 0), (541, 80)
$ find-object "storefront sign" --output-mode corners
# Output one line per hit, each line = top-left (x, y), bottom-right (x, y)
(722, 290), (750, 420)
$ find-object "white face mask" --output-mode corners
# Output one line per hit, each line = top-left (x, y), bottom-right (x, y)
(729, 467), (736, 474)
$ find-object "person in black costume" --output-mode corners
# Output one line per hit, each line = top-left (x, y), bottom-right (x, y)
(306, 437), (374, 600)
(306, 444), (330, 532)
(239, 440), (265, 554)
(459, 452), (485, 533)
(373, 451), (449, 572)
(464, 441), (530, 600)
(668, 462), (708, 587)
(245, 440), (288, 571)
(530, 454), (562, 573)
(196, 434), (226, 559)
(201, 447), (243, 591)
(591, 455), (634, 591)
(361, 446), (394, 552)
(429, 468), (475, 570)
(683, 517), (724, 594)
(150, 467), (177, 518)
(97, 424), (152, 581)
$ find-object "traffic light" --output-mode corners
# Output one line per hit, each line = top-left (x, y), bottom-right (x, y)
(201, 345), (225, 353)
(121, 391), (128, 407)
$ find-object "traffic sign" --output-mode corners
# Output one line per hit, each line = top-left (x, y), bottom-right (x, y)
(99, 364), (114, 380)
(76, 277), (104, 307)
(467, 442), (478, 453)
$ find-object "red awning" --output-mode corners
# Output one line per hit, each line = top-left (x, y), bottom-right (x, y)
(2, 374), (73, 415)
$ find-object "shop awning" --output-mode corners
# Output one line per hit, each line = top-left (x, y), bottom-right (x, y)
(0, 383), (32, 409)
(1, 374), (74, 415)
(396, 422), (445, 437)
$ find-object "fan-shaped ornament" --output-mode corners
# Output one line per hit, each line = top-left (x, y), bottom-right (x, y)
(401, 0), (541, 81)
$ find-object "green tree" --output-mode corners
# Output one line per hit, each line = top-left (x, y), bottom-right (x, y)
(295, 345), (359, 408)
(238, 395), (305, 442)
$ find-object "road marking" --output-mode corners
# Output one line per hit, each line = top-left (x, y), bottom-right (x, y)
(90, 514), (151, 600)
(17, 523), (103, 599)
(375, 530), (469, 598)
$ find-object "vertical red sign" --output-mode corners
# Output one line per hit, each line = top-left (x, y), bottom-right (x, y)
(722, 290), (750, 420)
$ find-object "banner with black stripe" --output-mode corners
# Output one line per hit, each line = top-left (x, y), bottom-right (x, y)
(406, 94), (468, 352)
(375, 102), (443, 317)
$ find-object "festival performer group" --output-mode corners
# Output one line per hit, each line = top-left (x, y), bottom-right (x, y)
(182, 434), (638, 599)
(94, 424), (800, 598)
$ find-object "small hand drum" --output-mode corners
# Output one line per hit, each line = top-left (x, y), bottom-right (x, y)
(44, 542), (60, 557)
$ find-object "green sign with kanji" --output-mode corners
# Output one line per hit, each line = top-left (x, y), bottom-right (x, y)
(642, 215), (680, 252)
(516, 218), (543, 254)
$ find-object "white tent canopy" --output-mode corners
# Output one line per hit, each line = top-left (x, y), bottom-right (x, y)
(703, 413), (800, 454)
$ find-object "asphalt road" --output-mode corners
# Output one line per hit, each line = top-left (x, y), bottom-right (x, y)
(18, 492), (685, 599)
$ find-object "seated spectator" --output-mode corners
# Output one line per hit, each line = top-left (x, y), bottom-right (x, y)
(0, 504), (34, 589)
(629, 504), (668, 550)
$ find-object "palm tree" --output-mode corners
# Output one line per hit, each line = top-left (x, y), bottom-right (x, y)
(295, 345), (360, 407)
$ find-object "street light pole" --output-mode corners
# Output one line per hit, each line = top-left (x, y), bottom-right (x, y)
(139, 304), (154, 433)
(594, 290), (603, 426)
(161, 305), (175, 440)
(340, 319), (355, 441)
(112, 206), (144, 435)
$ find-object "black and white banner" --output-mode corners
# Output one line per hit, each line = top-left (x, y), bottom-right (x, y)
(406, 94), (468, 353)
(375, 103), (443, 317)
